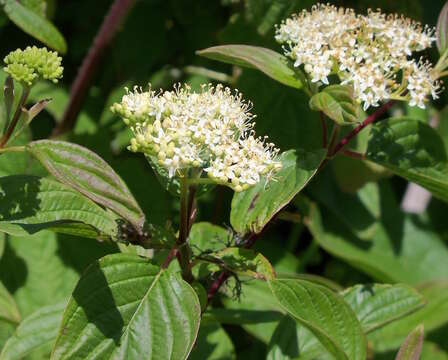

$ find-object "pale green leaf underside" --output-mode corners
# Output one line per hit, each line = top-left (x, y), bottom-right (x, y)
(52, 254), (201, 360)
(269, 278), (366, 360)
(2, 0), (67, 53)
(231, 149), (325, 234)
(0, 303), (64, 360)
(0, 281), (20, 324)
(27, 140), (145, 231)
(0, 175), (117, 237)
(197, 45), (302, 89)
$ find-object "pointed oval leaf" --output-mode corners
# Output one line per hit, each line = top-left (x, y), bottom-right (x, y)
(269, 278), (367, 360)
(437, 2), (448, 54)
(0, 281), (20, 324)
(0, 303), (64, 360)
(52, 254), (201, 360)
(1, 0), (67, 53)
(309, 85), (360, 125)
(396, 325), (424, 360)
(367, 118), (448, 204)
(27, 140), (145, 231)
(197, 45), (302, 89)
(231, 149), (325, 234)
(342, 284), (425, 333)
(0, 175), (117, 237)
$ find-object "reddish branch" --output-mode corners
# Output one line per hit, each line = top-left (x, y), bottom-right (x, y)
(330, 101), (395, 156)
(52, 0), (136, 136)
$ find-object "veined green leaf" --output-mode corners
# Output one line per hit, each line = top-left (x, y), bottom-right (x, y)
(366, 118), (448, 204)
(27, 140), (145, 231)
(231, 149), (325, 234)
(0, 303), (64, 360)
(396, 325), (424, 360)
(1, 0), (67, 53)
(189, 323), (235, 360)
(52, 254), (201, 359)
(309, 85), (359, 125)
(269, 278), (366, 360)
(197, 45), (302, 89)
(342, 284), (425, 333)
(0, 175), (117, 237)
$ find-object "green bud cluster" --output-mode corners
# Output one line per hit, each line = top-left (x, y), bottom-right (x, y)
(4, 46), (63, 86)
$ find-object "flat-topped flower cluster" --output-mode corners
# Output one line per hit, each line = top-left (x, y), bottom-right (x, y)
(111, 84), (281, 192)
(4, 46), (63, 86)
(275, 3), (441, 110)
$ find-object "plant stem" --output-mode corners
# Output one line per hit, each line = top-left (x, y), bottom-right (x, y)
(320, 112), (327, 148)
(342, 149), (366, 159)
(0, 86), (30, 148)
(177, 176), (193, 282)
(207, 272), (230, 303)
(330, 101), (395, 157)
(52, 0), (136, 136)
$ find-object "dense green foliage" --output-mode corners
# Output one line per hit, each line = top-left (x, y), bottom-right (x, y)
(0, 0), (447, 359)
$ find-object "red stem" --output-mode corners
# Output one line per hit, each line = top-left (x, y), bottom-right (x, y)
(320, 112), (327, 148)
(330, 101), (395, 156)
(207, 272), (230, 302)
(52, 0), (136, 136)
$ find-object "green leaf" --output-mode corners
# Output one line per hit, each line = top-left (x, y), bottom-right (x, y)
(306, 200), (448, 284)
(189, 324), (235, 360)
(396, 324), (424, 360)
(222, 280), (283, 343)
(199, 247), (276, 280)
(0, 175), (118, 237)
(27, 140), (145, 231)
(266, 316), (301, 360)
(1, 0), (67, 53)
(3, 75), (14, 132)
(0, 303), (64, 360)
(197, 45), (302, 89)
(368, 282), (448, 353)
(52, 254), (201, 359)
(342, 284), (425, 333)
(0, 281), (20, 324)
(269, 278), (367, 360)
(437, 1), (448, 54)
(0, 231), (117, 317)
(231, 149), (325, 234)
(366, 118), (448, 204)
(309, 85), (360, 125)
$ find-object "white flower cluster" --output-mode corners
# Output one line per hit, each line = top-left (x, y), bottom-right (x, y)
(275, 3), (441, 110)
(111, 84), (282, 192)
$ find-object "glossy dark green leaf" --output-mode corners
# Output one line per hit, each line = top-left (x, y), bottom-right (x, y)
(197, 45), (303, 89)
(231, 149), (325, 234)
(0, 281), (20, 324)
(366, 118), (448, 204)
(52, 254), (201, 359)
(396, 325), (424, 360)
(1, 0), (67, 53)
(309, 85), (359, 125)
(342, 284), (425, 333)
(437, 1), (448, 54)
(269, 278), (366, 360)
(0, 303), (64, 360)
(266, 316), (301, 360)
(27, 140), (145, 231)
(0, 175), (117, 237)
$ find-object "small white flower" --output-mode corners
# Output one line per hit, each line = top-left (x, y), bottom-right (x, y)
(275, 3), (441, 110)
(112, 84), (282, 191)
